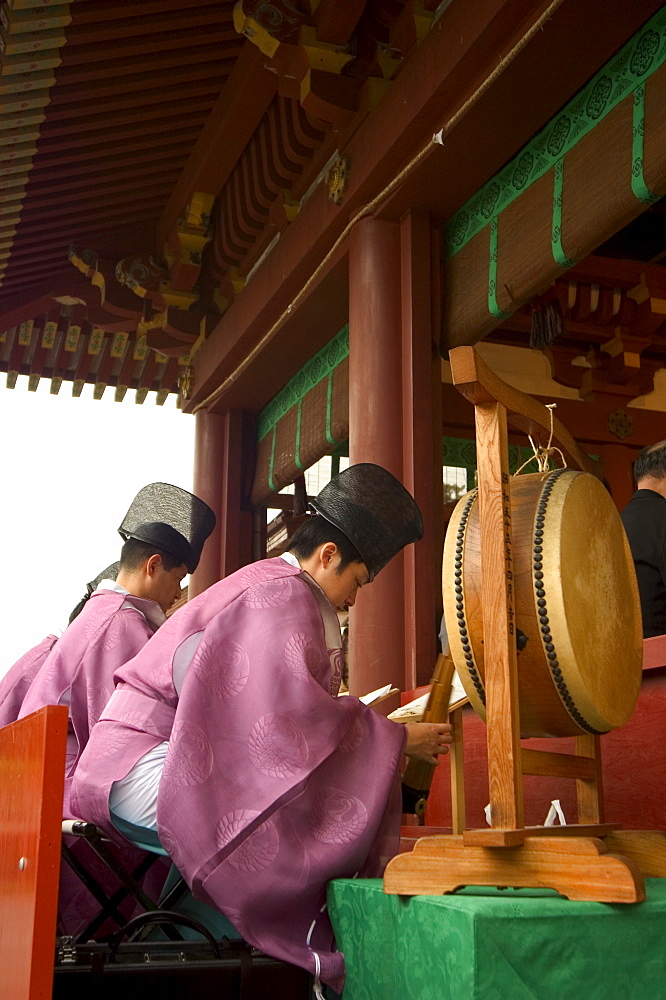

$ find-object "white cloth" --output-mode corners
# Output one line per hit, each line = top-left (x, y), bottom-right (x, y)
(280, 552), (342, 650)
(95, 579), (166, 632)
(109, 742), (168, 830)
(109, 630), (198, 831)
(102, 580), (166, 829)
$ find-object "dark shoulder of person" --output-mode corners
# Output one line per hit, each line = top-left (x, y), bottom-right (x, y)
(621, 489), (666, 535)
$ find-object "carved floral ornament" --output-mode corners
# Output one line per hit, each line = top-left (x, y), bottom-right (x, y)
(326, 155), (350, 205)
(608, 409), (634, 440)
(233, 0), (307, 53)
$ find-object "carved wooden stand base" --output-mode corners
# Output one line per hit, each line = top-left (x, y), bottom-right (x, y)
(384, 831), (666, 903)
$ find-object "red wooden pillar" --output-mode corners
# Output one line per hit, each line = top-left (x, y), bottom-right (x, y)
(190, 409), (225, 598)
(219, 408), (254, 578)
(400, 211), (443, 688)
(597, 442), (637, 511)
(191, 409), (254, 598)
(348, 218), (406, 696)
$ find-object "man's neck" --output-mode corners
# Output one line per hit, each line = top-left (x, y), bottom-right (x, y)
(115, 569), (149, 600)
(637, 477), (666, 499)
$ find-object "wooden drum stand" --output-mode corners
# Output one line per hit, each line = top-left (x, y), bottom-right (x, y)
(385, 346), (666, 903)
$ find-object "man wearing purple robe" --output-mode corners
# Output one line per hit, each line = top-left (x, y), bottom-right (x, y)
(17, 484), (214, 936)
(0, 633), (59, 729)
(0, 562), (121, 731)
(19, 483), (215, 814)
(72, 465), (452, 994)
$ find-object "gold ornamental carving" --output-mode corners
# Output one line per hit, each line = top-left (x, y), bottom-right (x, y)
(178, 365), (194, 401)
(326, 155), (350, 205)
(608, 409), (633, 440)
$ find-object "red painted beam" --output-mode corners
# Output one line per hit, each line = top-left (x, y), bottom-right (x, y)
(157, 42), (277, 249)
(52, 46), (235, 87)
(441, 381), (666, 451)
(70, 0), (227, 24)
(185, 0), (662, 415)
(57, 28), (239, 65)
(0, 283), (88, 332)
(377, 0), (665, 221)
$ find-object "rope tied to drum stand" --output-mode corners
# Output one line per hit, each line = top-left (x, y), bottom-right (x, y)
(513, 403), (567, 477)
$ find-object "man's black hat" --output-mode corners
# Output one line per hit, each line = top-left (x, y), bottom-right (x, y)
(309, 463), (423, 580)
(118, 483), (216, 574)
(68, 561), (121, 623)
(89, 561), (120, 590)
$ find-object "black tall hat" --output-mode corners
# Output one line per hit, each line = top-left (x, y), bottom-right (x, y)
(118, 483), (216, 574)
(68, 561), (121, 623)
(89, 561), (120, 590)
(309, 463), (423, 581)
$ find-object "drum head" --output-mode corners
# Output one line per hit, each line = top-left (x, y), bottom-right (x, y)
(443, 470), (643, 737)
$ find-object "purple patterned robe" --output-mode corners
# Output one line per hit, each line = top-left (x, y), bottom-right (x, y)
(19, 589), (161, 815)
(0, 634), (59, 728)
(15, 591), (167, 935)
(72, 559), (405, 992)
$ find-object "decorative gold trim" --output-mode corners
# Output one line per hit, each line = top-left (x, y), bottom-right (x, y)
(326, 155), (350, 205)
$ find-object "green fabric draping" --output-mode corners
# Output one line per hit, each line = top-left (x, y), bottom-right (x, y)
(328, 877), (666, 1000)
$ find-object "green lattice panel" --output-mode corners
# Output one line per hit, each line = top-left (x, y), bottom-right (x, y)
(257, 325), (349, 442)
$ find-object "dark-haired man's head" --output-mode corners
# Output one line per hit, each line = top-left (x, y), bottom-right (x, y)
(117, 538), (187, 613)
(287, 516), (369, 611)
(634, 441), (666, 492)
(288, 517), (362, 571)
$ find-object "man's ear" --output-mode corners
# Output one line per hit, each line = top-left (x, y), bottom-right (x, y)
(320, 542), (337, 568)
(146, 553), (163, 577)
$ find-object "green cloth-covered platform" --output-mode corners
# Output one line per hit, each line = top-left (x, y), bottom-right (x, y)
(327, 877), (666, 1000)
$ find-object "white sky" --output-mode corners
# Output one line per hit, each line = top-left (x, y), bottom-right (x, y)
(0, 376), (195, 676)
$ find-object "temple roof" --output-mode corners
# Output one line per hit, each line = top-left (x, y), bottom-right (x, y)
(1, 0), (664, 407)
(1, 0), (438, 403)
(0, 0), (242, 402)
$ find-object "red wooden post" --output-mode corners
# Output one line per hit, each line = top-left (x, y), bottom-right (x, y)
(597, 442), (636, 511)
(348, 217), (406, 696)
(219, 409), (254, 578)
(190, 409), (225, 598)
(400, 210), (442, 689)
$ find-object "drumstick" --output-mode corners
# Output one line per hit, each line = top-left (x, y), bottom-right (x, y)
(401, 649), (455, 817)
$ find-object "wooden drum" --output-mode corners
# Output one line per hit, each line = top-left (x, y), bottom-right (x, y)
(443, 469), (643, 738)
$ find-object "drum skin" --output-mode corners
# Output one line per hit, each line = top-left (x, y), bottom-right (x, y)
(443, 469), (643, 738)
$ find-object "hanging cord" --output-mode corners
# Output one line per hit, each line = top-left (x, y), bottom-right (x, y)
(513, 403), (567, 476)
(192, 0), (567, 414)
(307, 920), (326, 1000)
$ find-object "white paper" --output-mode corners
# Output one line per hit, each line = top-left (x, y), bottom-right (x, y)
(387, 669), (469, 722)
(544, 799), (567, 827)
(358, 684), (399, 706)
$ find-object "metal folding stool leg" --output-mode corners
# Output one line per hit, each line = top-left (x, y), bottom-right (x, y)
(61, 820), (176, 941)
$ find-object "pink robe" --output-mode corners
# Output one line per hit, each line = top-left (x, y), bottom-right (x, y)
(19, 590), (160, 815)
(72, 559), (405, 992)
(17, 591), (166, 935)
(0, 634), (58, 728)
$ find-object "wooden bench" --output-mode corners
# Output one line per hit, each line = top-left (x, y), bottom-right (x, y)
(0, 705), (67, 999)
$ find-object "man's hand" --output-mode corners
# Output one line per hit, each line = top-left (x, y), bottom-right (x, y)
(403, 722), (453, 764)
